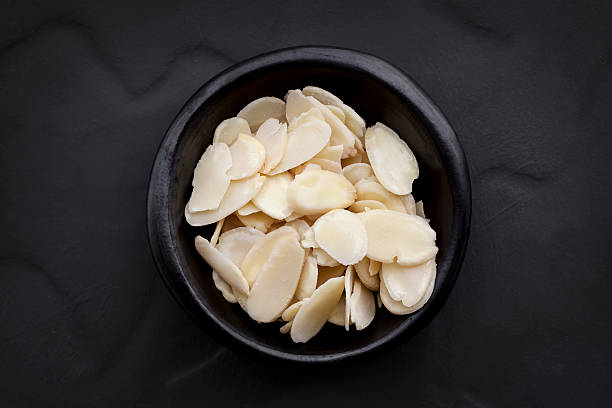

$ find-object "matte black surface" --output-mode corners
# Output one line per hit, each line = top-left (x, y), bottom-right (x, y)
(147, 47), (470, 362)
(1, 0), (611, 405)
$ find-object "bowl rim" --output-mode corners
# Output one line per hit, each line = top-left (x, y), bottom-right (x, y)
(146, 46), (471, 363)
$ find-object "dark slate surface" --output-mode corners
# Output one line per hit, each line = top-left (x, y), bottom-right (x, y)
(1, 1), (611, 406)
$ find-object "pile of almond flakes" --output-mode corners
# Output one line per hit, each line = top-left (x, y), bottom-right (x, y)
(185, 86), (438, 343)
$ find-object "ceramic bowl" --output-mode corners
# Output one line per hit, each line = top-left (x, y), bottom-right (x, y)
(147, 46), (471, 363)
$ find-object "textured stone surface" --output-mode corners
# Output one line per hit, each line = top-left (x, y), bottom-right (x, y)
(1, 1), (611, 406)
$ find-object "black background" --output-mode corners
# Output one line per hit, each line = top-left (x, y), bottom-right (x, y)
(1, 1), (611, 406)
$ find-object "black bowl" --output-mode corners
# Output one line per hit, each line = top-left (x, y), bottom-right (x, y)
(147, 46), (471, 363)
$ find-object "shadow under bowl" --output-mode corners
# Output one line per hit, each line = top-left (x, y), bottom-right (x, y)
(147, 46), (471, 363)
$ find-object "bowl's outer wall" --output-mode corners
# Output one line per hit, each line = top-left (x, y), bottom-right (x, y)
(147, 47), (471, 362)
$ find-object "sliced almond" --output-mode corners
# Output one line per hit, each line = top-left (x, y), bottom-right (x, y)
(285, 90), (356, 158)
(268, 119), (331, 175)
(301, 87), (366, 139)
(235, 211), (276, 233)
(255, 119), (288, 174)
(315, 145), (343, 163)
(237, 201), (260, 216)
(379, 267), (436, 315)
(289, 162), (320, 177)
(339, 104), (366, 141)
(354, 258), (380, 291)
(365, 122), (419, 195)
(285, 219), (310, 241)
(342, 163), (374, 185)
(188, 143), (232, 212)
(361, 210), (437, 266)
(312, 209), (367, 265)
(415, 200), (426, 218)
(350, 279), (375, 330)
(227, 133), (266, 180)
(279, 321), (293, 334)
(251, 172), (292, 220)
(369, 259), (381, 276)
(295, 253), (318, 300)
(287, 169), (356, 215)
(213, 117), (251, 145)
(355, 180), (406, 212)
(326, 104), (345, 122)
(237, 96), (285, 131)
(302, 86), (344, 106)
(307, 158), (342, 174)
(241, 226), (299, 286)
(316, 265), (345, 287)
(401, 194), (417, 215)
(314, 247), (340, 267)
(194, 236), (249, 295)
(281, 300), (305, 321)
(328, 297), (346, 326)
(300, 227), (318, 249)
(212, 271), (237, 303)
(381, 259), (436, 307)
(247, 235), (305, 323)
(344, 265), (354, 331)
(216, 227), (265, 267)
(287, 107), (325, 132)
(290, 276), (345, 343)
(349, 200), (387, 212)
(210, 218), (225, 247)
(235, 289), (248, 313)
(303, 86), (366, 137)
(185, 174), (265, 226)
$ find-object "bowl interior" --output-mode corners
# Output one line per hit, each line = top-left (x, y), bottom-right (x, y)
(167, 61), (456, 359)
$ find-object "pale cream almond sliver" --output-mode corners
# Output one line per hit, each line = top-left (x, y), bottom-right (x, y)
(287, 169), (356, 216)
(194, 236), (249, 295)
(188, 143), (232, 212)
(361, 209), (437, 266)
(328, 297), (346, 326)
(313, 247), (340, 267)
(185, 174), (265, 226)
(365, 122), (419, 195)
(281, 300), (306, 321)
(379, 267), (436, 315)
(247, 236), (305, 323)
(237, 201), (260, 216)
(354, 258), (380, 291)
(290, 276), (345, 343)
(312, 209), (367, 266)
(255, 119), (288, 174)
(252, 172), (293, 220)
(381, 259), (436, 307)
(216, 227), (265, 267)
(295, 252), (318, 300)
(212, 271), (237, 303)
(342, 163), (374, 186)
(237, 96), (285, 131)
(241, 226), (299, 286)
(213, 117), (251, 145)
(235, 211), (276, 233)
(350, 279), (375, 330)
(344, 265), (354, 331)
(227, 133), (266, 180)
(349, 200), (387, 213)
(355, 180), (406, 212)
(326, 104), (345, 122)
(268, 119), (331, 175)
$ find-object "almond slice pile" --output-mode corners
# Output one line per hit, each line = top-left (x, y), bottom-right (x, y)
(185, 87), (438, 343)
